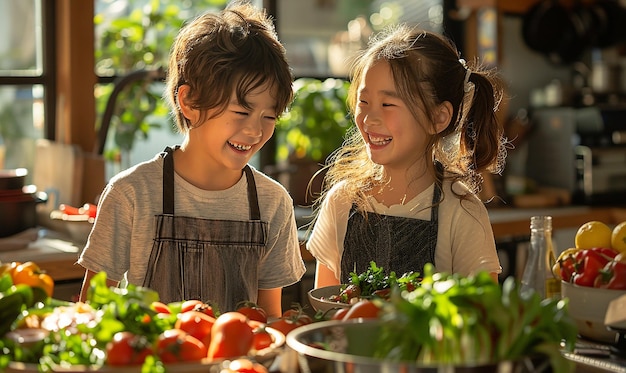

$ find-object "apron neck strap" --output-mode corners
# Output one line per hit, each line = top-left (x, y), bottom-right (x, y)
(243, 165), (261, 221)
(161, 146), (176, 215)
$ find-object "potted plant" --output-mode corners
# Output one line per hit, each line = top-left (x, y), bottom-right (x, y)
(274, 77), (352, 206)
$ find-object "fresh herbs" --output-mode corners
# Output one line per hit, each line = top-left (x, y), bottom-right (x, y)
(349, 261), (420, 297)
(374, 264), (577, 373)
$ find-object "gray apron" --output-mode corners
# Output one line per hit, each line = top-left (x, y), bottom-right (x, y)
(340, 184), (441, 283)
(142, 146), (268, 312)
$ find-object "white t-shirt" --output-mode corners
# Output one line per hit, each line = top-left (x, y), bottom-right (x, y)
(306, 180), (502, 281)
(77, 152), (306, 290)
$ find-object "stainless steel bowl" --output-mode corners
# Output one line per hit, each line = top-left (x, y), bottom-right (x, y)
(283, 320), (552, 373)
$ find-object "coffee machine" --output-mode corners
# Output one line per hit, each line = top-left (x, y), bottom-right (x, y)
(526, 106), (626, 205)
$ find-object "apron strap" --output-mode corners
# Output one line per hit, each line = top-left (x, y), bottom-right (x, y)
(243, 165), (261, 221)
(430, 162), (444, 222)
(161, 146), (176, 215)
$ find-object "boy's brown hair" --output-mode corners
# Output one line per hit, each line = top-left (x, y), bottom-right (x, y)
(165, 1), (293, 131)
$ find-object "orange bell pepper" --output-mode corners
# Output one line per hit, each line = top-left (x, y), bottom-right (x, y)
(12, 261), (54, 297)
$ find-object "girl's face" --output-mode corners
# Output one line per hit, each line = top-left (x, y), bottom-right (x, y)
(186, 83), (278, 172)
(354, 60), (432, 172)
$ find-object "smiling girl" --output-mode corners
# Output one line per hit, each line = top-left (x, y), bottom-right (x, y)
(307, 24), (507, 287)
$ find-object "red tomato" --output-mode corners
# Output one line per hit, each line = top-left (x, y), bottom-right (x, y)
(267, 306), (313, 335)
(156, 328), (208, 363)
(180, 299), (215, 317)
(224, 358), (269, 373)
(267, 318), (299, 336)
(106, 331), (153, 366)
(282, 307), (313, 325)
(236, 302), (268, 323)
(251, 324), (274, 351)
(330, 307), (349, 320)
(151, 301), (171, 315)
(342, 299), (381, 320)
(207, 312), (254, 360)
(175, 310), (216, 347)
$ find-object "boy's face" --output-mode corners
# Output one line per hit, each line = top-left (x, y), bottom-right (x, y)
(187, 83), (278, 173)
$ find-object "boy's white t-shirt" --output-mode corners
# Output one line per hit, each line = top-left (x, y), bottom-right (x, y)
(307, 180), (502, 281)
(77, 152), (306, 290)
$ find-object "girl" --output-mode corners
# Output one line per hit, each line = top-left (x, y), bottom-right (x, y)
(77, 2), (306, 318)
(307, 24), (507, 287)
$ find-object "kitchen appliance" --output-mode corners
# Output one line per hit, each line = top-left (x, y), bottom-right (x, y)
(526, 106), (626, 205)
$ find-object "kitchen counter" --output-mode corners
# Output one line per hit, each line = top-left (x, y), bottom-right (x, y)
(0, 227), (85, 301)
(488, 206), (626, 240)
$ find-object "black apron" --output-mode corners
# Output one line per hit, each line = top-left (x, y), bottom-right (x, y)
(142, 146), (268, 312)
(340, 184), (441, 283)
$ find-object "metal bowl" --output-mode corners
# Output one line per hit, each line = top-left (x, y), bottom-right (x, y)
(284, 320), (551, 373)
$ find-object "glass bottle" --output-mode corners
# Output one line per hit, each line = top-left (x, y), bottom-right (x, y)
(520, 216), (561, 299)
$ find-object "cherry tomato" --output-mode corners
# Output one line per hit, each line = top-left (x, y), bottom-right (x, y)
(106, 331), (153, 366)
(12, 261), (54, 297)
(236, 302), (268, 323)
(330, 307), (349, 320)
(267, 318), (299, 336)
(151, 301), (171, 315)
(268, 306), (313, 336)
(181, 299), (215, 317)
(282, 307), (313, 325)
(251, 324), (274, 351)
(342, 299), (381, 320)
(175, 310), (216, 348)
(156, 328), (208, 363)
(207, 312), (254, 360)
(224, 358), (269, 373)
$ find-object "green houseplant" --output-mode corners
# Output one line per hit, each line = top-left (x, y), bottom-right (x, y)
(274, 77), (352, 206)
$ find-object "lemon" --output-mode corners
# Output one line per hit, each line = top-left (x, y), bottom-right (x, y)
(575, 221), (612, 249)
(611, 221), (626, 253)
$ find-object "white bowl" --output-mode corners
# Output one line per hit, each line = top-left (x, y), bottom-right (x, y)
(307, 285), (350, 313)
(561, 280), (626, 343)
(49, 210), (94, 244)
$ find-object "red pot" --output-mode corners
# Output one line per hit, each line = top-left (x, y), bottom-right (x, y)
(0, 168), (27, 191)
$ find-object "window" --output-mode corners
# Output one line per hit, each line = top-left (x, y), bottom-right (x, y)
(0, 0), (54, 183)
